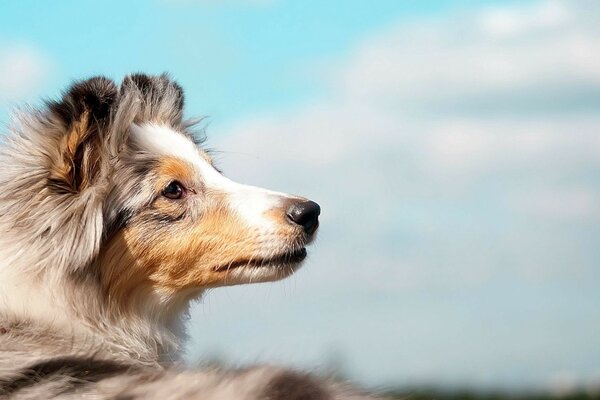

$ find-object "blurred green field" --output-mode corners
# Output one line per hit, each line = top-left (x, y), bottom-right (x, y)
(383, 389), (599, 400)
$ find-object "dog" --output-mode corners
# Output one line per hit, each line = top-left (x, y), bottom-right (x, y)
(0, 74), (377, 399)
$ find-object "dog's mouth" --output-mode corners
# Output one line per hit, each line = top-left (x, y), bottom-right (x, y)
(214, 248), (307, 272)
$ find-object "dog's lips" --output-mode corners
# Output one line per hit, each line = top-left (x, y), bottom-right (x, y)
(214, 248), (307, 272)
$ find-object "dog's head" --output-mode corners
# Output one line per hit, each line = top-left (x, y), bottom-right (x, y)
(5, 74), (319, 313)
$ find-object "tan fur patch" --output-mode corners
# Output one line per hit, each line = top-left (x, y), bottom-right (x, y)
(50, 110), (102, 192)
(155, 157), (196, 189)
(99, 198), (264, 311)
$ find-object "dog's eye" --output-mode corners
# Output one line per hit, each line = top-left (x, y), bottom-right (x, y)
(162, 181), (186, 200)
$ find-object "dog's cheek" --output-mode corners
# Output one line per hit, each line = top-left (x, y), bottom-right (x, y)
(99, 202), (265, 304)
(146, 209), (260, 291)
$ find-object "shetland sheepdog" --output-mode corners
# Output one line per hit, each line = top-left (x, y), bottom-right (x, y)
(0, 74), (375, 399)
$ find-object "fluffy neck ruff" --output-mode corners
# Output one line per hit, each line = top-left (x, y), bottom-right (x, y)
(0, 262), (201, 366)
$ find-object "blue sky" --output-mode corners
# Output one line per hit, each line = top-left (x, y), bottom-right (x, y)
(2, 0), (600, 393)
(1, 0), (515, 121)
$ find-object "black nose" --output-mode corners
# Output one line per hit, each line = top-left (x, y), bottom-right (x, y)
(287, 200), (320, 235)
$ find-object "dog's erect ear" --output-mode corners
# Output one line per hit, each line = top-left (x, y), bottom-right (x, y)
(121, 73), (185, 126)
(47, 76), (118, 193)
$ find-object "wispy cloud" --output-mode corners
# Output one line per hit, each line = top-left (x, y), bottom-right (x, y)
(335, 1), (600, 109)
(0, 43), (51, 103)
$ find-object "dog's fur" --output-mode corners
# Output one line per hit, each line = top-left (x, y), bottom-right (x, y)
(0, 74), (376, 399)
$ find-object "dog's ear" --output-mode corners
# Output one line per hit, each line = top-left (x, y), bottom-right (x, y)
(47, 76), (118, 193)
(121, 73), (185, 126)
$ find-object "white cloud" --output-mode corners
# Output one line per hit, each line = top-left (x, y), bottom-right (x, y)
(480, 1), (571, 38)
(508, 187), (600, 220)
(334, 1), (600, 108)
(0, 43), (51, 103)
(197, 0), (600, 388)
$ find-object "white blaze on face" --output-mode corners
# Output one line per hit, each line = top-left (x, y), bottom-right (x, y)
(130, 123), (292, 231)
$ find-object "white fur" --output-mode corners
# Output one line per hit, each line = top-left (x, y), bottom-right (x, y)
(130, 123), (201, 168)
(0, 267), (77, 335)
(131, 123), (296, 232)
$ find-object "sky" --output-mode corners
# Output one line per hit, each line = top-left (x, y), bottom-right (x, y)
(1, 0), (600, 393)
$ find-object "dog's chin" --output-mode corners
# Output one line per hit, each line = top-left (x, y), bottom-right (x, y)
(215, 248), (308, 285)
